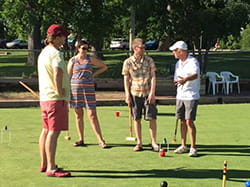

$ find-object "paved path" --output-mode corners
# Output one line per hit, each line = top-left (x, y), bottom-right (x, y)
(0, 91), (250, 108)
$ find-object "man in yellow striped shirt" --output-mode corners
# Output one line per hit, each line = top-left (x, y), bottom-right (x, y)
(122, 38), (159, 152)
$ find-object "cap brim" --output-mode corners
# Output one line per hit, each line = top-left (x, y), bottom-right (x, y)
(169, 46), (177, 51)
(62, 30), (70, 37)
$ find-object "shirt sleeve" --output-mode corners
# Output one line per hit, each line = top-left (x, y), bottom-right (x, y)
(52, 52), (64, 69)
(122, 59), (129, 76)
(174, 62), (178, 81)
(191, 58), (200, 75)
(149, 58), (156, 72)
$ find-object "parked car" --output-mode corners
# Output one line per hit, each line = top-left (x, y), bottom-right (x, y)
(6, 39), (28, 49)
(145, 40), (158, 50)
(110, 38), (129, 49)
(0, 40), (7, 48)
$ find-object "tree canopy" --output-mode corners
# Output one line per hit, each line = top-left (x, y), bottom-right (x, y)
(1, 0), (250, 64)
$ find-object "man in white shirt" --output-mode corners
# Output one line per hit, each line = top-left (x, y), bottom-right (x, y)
(169, 41), (200, 157)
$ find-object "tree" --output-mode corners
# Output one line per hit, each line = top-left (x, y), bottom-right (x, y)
(240, 24), (250, 50)
(165, 0), (250, 51)
(68, 0), (124, 58)
(1, 0), (73, 65)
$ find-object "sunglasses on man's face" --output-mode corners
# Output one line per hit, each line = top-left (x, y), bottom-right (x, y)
(136, 46), (145, 49)
(80, 46), (88, 50)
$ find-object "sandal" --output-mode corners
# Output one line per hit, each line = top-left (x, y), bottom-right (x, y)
(151, 144), (160, 152)
(99, 141), (108, 149)
(46, 168), (71, 177)
(133, 144), (143, 152)
(39, 167), (46, 172)
(73, 140), (85, 147)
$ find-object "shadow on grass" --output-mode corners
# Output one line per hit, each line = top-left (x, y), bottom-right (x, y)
(83, 143), (159, 151)
(165, 144), (250, 157)
(157, 112), (175, 116)
(67, 168), (249, 181)
(80, 143), (250, 155)
(196, 144), (250, 155)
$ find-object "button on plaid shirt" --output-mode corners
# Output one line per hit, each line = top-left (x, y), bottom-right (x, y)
(122, 55), (156, 97)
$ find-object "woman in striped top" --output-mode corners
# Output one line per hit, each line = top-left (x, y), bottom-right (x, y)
(67, 40), (108, 148)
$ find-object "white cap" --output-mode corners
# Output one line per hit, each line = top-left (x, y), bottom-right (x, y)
(169, 41), (188, 51)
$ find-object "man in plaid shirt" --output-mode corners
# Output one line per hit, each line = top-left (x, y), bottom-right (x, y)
(122, 38), (159, 152)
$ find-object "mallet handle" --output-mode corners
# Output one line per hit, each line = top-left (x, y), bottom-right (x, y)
(19, 81), (40, 99)
(19, 81), (71, 141)
(173, 119), (178, 143)
(128, 105), (133, 137)
(65, 131), (69, 137)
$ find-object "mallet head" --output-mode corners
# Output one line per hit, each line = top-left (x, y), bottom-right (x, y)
(64, 136), (71, 140)
(125, 137), (137, 141)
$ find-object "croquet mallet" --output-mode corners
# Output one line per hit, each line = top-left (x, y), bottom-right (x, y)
(172, 119), (179, 144)
(125, 105), (137, 141)
(19, 81), (39, 99)
(19, 81), (71, 140)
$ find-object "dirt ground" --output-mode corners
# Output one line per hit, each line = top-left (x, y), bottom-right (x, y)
(0, 91), (176, 101)
(0, 91), (126, 101)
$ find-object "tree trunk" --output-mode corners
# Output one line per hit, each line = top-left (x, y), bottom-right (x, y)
(27, 23), (41, 66)
(158, 37), (172, 51)
(129, 6), (135, 56)
(92, 39), (104, 60)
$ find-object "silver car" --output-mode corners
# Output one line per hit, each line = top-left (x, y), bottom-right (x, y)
(6, 39), (28, 49)
(110, 38), (129, 49)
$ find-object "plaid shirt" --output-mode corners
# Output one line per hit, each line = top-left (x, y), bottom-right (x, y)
(122, 55), (156, 97)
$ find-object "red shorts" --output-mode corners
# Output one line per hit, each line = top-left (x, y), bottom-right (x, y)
(40, 100), (69, 131)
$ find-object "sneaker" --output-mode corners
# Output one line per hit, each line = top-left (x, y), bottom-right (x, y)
(174, 145), (188, 154)
(189, 148), (198, 157)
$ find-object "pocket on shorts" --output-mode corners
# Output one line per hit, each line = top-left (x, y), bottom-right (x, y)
(145, 104), (157, 121)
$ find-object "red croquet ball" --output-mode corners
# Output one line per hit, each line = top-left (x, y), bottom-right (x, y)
(159, 149), (165, 157)
(115, 111), (120, 117)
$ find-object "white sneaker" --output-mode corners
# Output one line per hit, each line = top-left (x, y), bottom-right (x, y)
(189, 148), (198, 157)
(174, 145), (188, 154)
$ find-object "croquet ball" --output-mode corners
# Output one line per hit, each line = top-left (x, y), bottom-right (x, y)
(4, 126), (7, 130)
(245, 181), (250, 187)
(160, 181), (168, 187)
(115, 111), (120, 117)
(159, 149), (165, 157)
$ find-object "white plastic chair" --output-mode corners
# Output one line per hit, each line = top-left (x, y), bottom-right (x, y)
(206, 72), (225, 95)
(220, 71), (240, 95)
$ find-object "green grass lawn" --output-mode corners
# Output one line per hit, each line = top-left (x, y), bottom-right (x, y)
(0, 104), (249, 187)
(0, 50), (250, 78)
(0, 50), (35, 77)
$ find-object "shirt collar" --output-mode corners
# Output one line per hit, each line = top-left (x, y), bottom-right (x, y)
(131, 55), (144, 64)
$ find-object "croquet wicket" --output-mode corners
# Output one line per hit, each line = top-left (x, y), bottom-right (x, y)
(163, 138), (169, 155)
(0, 126), (11, 144)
